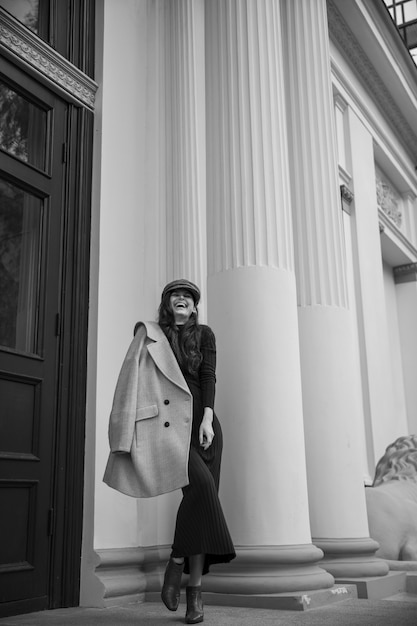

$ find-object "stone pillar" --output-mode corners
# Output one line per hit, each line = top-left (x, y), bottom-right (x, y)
(205, 0), (334, 597)
(282, 0), (388, 579)
(137, 0), (208, 589)
(162, 0), (207, 306)
(90, 0), (209, 605)
(348, 114), (403, 464)
(394, 262), (417, 435)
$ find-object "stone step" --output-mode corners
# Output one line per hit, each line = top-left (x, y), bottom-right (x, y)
(406, 572), (417, 595)
(335, 571), (407, 599)
(385, 592), (417, 603)
(146, 584), (358, 611)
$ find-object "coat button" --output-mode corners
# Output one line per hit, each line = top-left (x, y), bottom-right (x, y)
(164, 421), (170, 427)
(164, 399), (170, 405)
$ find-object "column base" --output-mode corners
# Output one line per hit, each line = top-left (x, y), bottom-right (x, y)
(141, 544), (335, 596)
(95, 544), (341, 608)
(202, 545), (334, 594)
(314, 537), (390, 578)
(336, 571), (407, 599)
(386, 559), (417, 572)
(94, 547), (147, 607)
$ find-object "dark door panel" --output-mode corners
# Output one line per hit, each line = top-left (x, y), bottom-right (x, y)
(0, 370), (42, 460)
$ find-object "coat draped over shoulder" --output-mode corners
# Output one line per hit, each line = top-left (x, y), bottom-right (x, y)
(103, 321), (192, 498)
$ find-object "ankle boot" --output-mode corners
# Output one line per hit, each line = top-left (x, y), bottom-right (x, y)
(161, 558), (184, 611)
(185, 585), (204, 624)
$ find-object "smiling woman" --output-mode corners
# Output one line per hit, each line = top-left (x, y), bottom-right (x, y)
(169, 289), (196, 324)
(104, 279), (235, 625)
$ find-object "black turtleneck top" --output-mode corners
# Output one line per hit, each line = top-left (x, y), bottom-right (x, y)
(176, 324), (216, 410)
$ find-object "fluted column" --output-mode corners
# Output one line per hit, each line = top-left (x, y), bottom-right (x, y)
(164, 0), (206, 296)
(142, 0), (207, 306)
(205, 0), (333, 595)
(138, 0), (208, 569)
(283, 0), (388, 578)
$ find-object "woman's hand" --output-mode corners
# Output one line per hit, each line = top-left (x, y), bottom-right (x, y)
(199, 408), (214, 450)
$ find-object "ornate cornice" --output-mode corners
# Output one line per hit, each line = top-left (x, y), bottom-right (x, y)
(327, 0), (417, 163)
(375, 170), (402, 227)
(393, 262), (417, 283)
(0, 9), (97, 110)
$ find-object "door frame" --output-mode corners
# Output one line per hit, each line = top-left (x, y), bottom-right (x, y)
(0, 5), (97, 611)
(49, 105), (94, 608)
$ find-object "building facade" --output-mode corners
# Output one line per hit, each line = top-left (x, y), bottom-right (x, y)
(0, 0), (416, 617)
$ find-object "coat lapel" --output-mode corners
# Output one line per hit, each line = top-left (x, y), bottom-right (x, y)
(144, 321), (190, 395)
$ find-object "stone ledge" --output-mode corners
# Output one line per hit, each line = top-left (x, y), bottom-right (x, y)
(336, 571), (407, 599)
(102, 593), (145, 608)
(145, 584), (357, 611)
(406, 572), (417, 595)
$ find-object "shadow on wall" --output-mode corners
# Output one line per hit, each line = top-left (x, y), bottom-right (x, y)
(366, 435), (417, 570)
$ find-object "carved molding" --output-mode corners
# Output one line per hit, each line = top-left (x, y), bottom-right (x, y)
(327, 0), (417, 163)
(394, 262), (417, 283)
(376, 180), (402, 227)
(375, 170), (402, 228)
(0, 9), (97, 110)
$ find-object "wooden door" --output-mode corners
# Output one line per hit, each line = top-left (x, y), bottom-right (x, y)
(0, 58), (67, 615)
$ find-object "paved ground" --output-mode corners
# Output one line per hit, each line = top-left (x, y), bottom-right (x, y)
(1, 595), (417, 626)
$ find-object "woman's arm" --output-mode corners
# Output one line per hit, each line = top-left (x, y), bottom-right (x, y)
(199, 326), (216, 449)
(199, 407), (214, 450)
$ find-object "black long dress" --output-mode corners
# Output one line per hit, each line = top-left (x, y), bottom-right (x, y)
(170, 324), (236, 575)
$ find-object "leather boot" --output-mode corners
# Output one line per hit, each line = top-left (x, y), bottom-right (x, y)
(161, 558), (184, 611)
(185, 585), (204, 624)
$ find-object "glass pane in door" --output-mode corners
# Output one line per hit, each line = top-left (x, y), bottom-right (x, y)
(0, 79), (47, 170)
(0, 178), (42, 354)
(0, 0), (39, 34)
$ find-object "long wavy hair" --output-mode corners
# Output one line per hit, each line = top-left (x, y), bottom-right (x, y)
(158, 292), (202, 375)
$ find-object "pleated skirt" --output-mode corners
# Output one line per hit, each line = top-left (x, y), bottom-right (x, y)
(170, 381), (236, 575)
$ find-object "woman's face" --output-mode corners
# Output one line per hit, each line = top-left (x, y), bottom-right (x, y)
(169, 289), (195, 324)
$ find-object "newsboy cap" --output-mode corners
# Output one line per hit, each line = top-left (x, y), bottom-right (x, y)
(161, 279), (201, 304)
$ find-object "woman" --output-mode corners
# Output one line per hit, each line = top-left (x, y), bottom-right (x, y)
(158, 279), (235, 624)
(103, 279), (235, 624)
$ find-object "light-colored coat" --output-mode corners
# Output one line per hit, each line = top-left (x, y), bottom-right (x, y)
(103, 321), (192, 498)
